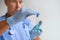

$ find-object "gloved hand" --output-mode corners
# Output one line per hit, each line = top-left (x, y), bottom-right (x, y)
(29, 21), (42, 40)
(7, 8), (40, 26)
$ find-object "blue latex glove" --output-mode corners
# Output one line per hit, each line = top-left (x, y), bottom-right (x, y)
(7, 8), (40, 26)
(29, 21), (42, 40)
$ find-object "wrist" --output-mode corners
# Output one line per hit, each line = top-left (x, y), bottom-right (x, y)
(34, 36), (41, 40)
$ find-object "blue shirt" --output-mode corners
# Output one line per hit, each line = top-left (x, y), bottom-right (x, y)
(0, 8), (42, 40)
(0, 15), (33, 40)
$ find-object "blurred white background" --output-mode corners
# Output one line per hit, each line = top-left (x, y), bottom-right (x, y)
(0, 0), (60, 40)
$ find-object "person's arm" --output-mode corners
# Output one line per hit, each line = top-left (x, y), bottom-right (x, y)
(0, 20), (9, 36)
